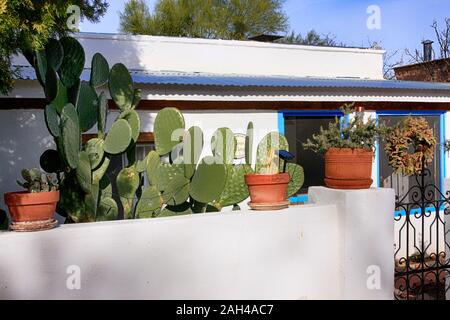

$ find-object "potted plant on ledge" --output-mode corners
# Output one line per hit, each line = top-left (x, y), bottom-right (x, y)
(4, 169), (59, 232)
(244, 129), (305, 210)
(303, 106), (383, 189)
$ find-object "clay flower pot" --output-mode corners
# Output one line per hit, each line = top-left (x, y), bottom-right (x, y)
(245, 173), (290, 209)
(324, 148), (373, 189)
(4, 191), (59, 223)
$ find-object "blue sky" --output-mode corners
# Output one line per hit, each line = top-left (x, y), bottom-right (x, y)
(80, 0), (450, 59)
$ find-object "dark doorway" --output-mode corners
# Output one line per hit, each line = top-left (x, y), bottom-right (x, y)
(284, 115), (338, 195)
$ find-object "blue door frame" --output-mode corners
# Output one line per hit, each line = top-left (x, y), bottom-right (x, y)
(278, 110), (344, 203)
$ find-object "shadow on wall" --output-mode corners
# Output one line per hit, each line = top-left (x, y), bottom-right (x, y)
(0, 110), (54, 211)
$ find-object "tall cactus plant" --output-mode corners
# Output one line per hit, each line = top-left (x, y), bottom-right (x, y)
(31, 36), (139, 223)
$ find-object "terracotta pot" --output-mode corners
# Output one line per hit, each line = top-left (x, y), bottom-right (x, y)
(4, 191), (59, 223)
(245, 173), (289, 204)
(324, 148), (373, 189)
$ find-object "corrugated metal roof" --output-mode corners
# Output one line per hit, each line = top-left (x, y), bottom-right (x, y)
(15, 66), (450, 91)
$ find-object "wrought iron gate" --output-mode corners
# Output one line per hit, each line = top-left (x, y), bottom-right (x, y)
(394, 161), (450, 300)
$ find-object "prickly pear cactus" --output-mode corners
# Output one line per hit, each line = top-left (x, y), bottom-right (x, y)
(211, 128), (236, 165)
(109, 63), (135, 111)
(216, 164), (253, 209)
(286, 163), (305, 198)
(154, 107), (185, 155)
(32, 36), (142, 224)
(190, 156), (227, 204)
(103, 119), (132, 155)
(117, 166), (140, 219)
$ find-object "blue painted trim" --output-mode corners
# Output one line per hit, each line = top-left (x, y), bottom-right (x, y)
(277, 111), (285, 135)
(289, 195), (309, 203)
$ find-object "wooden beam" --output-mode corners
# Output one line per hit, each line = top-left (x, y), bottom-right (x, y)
(82, 132), (154, 144)
(1, 97), (450, 111)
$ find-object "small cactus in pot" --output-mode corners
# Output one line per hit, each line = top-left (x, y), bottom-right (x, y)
(4, 169), (60, 231)
(244, 127), (305, 210)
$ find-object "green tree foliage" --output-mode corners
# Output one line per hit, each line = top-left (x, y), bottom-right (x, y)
(119, 0), (289, 40)
(279, 30), (343, 47)
(0, 0), (108, 95)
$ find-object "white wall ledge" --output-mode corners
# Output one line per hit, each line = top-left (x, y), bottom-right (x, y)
(0, 188), (394, 300)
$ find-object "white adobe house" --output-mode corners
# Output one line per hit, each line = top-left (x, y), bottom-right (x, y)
(1, 33), (450, 300)
(3, 32), (450, 207)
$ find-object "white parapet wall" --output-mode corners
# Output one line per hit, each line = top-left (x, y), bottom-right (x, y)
(0, 187), (394, 300)
(308, 187), (395, 300)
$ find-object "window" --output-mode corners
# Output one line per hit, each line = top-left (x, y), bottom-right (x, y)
(283, 113), (341, 195)
(378, 114), (442, 201)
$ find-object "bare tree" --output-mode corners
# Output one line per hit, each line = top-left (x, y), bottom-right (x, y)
(366, 39), (403, 80)
(404, 18), (450, 81)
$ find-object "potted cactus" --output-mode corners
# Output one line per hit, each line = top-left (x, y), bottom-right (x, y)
(244, 128), (305, 210)
(4, 169), (59, 231)
(303, 106), (383, 189)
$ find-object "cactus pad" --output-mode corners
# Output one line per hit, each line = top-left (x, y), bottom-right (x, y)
(155, 163), (184, 192)
(76, 151), (92, 193)
(119, 110), (140, 143)
(117, 166), (140, 219)
(109, 63), (134, 111)
(211, 127), (236, 165)
(44, 67), (58, 101)
(190, 156), (227, 203)
(217, 164), (252, 207)
(60, 103), (80, 169)
(96, 197), (118, 222)
(159, 202), (193, 217)
(135, 186), (163, 219)
(52, 80), (69, 114)
(154, 107), (185, 155)
(162, 174), (190, 206)
(44, 104), (60, 138)
(77, 82), (99, 132)
(255, 132), (289, 174)
(45, 38), (63, 71)
(103, 119), (132, 154)
(58, 37), (85, 88)
(286, 163), (305, 198)
(145, 151), (160, 186)
(131, 89), (141, 109)
(92, 156), (110, 185)
(90, 53), (109, 88)
(85, 138), (105, 169)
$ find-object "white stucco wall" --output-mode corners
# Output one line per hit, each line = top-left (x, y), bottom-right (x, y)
(0, 187), (394, 300)
(11, 33), (385, 80)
